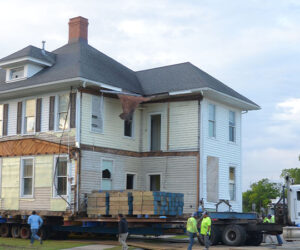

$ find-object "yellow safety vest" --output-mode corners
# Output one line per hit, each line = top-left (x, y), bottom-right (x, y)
(186, 217), (198, 233)
(201, 217), (211, 235)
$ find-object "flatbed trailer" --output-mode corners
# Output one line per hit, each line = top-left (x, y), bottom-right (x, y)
(0, 212), (283, 246)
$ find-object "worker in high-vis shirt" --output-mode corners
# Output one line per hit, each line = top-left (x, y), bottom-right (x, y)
(269, 214), (283, 246)
(186, 212), (199, 250)
(200, 211), (211, 250)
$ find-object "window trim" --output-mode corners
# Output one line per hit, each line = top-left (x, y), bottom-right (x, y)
(123, 114), (135, 139)
(229, 166), (236, 201)
(229, 110), (236, 142)
(6, 66), (27, 82)
(148, 112), (162, 151)
(90, 95), (104, 134)
(125, 172), (137, 190)
(147, 173), (162, 191)
(0, 104), (3, 137)
(208, 103), (216, 138)
(23, 98), (37, 135)
(20, 157), (35, 198)
(53, 155), (69, 198)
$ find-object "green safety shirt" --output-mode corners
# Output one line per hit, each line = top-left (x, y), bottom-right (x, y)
(201, 217), (211, 235)
(263, 217), (270, 223)
(186, 217), (198, 233)
(271, 215), (275, 223)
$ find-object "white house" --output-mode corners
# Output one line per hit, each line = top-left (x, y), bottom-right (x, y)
(0, 16), (259, 215)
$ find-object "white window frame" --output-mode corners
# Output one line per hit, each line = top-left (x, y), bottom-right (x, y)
(91, 95), (104, 134)
(147, 173), (162, 191)
(20, 157), (35, 198)
(6, 66), (27, 82)
(148, 112), (162, 151)
(229, 167), (236, 201)
(23, 98), (36, 134)
(0, 104), (3, 137)
(125, 172), (137, 190)
(124, 114), (135, 138)
(229, 110), (236, 142)
(208, 103), (216, 138)
(53, 155), (69, 198)
(56, 94), (70, 132)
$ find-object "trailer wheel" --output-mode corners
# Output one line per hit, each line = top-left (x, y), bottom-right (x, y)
(0, 224), (11, 237)
(197, 226), (221, 245)
(245, 232), (263, 246)
(20, 226), (30, 239)
(11, 225), (20, 238)
(222, 225), (246, 246)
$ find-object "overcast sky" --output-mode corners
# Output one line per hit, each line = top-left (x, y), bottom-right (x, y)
(1, 0), (299, 191)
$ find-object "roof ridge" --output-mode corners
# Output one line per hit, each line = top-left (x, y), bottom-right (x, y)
(136, 62), (191, 73)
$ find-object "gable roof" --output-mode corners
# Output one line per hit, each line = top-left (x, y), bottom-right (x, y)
(0, 41), (258, 109)
(0, 45), (56, 65)
(136, 62), (258, 106)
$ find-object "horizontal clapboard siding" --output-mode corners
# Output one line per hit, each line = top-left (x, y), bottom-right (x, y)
(19, 187), (51, 210)
(81, 94), (141, 151)
(200, 97), (242, 212)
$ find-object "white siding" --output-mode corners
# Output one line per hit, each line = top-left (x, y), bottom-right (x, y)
(81, 94), (141, 151)
(200, 97), (242, 212)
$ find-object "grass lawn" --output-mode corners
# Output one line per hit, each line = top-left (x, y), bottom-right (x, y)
(104, 247), (136, 250)
(171, 235), (188, 239)
(0, 238), (93, 250)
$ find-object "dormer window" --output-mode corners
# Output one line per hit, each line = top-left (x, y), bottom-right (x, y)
(10, 67), (24, 80)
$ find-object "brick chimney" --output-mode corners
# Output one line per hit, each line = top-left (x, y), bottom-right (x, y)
(68, 16), (89, 43)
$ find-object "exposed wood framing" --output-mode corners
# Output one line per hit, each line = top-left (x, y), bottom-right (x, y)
(0, 138), (75, 157)
(80, 144), (198, 157)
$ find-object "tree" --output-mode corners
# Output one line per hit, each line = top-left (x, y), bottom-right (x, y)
(243, 178), (281, 213)
(280, 168), (300, 184)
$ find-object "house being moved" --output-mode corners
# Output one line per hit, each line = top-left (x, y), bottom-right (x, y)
(0, 17), (259, 216)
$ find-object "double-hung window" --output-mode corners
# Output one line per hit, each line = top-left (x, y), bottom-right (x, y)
(10, 67), (24, 80)
(229, 167), (236, 201)
(58, 94), (69, 130)
(91, 95), (103, 133)
(24, 99), (36, 133)
(229, 111), (236, 142)
(54, 157), (68, 196)
(0, 105), (3, 136)
(21, 158), (34, 197)
(208, 104), (216, 138)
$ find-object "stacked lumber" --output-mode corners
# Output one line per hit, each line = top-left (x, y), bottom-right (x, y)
(87, 192), (109, 217)
(87, 190), (184, 217)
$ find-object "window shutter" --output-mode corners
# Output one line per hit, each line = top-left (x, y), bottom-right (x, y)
(3, 104), (8, 136)
(17, 102), (22, 134)
(36, 98), (42, 132)
(70, 92), (76, 128)
(49, 96), (55, 131)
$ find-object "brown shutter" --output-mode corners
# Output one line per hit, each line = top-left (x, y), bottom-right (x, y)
(17, 102), (22, 134)
(70, 92), (76, 128)
(36, 98), (42, 132)
(49, 96), (55, 131)
(3, 104), (8, 136)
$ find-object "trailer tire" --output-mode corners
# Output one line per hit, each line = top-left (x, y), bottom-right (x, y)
(11, 225), (20, 238)
(0, 224), (11, 237)
(20, 226), (30, 239)
(197, 226), (221, 245)
(245, 232), (263, 246)
(222, 225), (246, 246)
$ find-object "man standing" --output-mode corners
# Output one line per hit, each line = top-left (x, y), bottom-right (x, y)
(269, 214), (283, 246)
(27, 211), (43, 246)
(118, 214), (128, 250)
(200, 211), (211, 250)
(186, 212), (199, 250)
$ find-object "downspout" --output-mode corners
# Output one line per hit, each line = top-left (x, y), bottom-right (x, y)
(197, 98), (201, 208)
(167, 102), (170, 151)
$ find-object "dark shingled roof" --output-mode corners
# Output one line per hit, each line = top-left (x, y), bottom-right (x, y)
(0, 41), (257, 107)
(136, 62), (258, 106)
(0, 45), (56, 65)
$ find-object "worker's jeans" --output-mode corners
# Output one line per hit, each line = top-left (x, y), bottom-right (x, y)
(201, 234), (210, 249)
(188, 232), (196, 250)
(276, 234), (283, 245)
(30, 229), (40, 244)
(119, 232), (128, 250)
